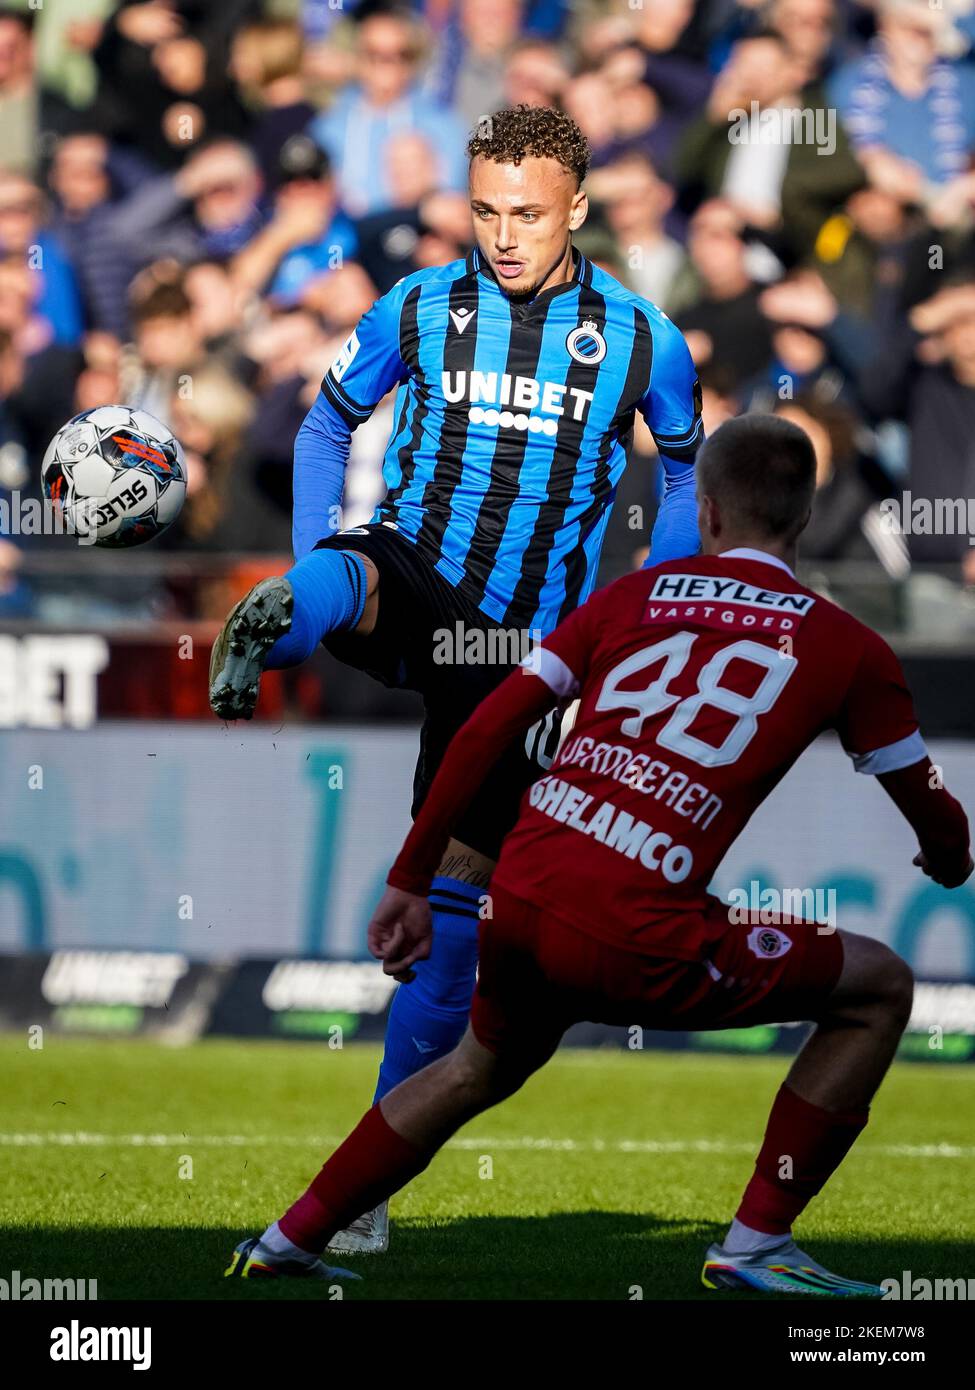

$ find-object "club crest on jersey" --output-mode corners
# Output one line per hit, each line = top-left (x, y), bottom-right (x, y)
(566, 319), (606, 365)
(746, 926), (793, 959)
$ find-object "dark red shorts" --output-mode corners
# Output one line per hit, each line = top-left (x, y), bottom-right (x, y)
(470, 883), (845, 1065)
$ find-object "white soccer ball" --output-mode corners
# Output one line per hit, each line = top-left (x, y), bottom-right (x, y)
(41, 406), (186, 547)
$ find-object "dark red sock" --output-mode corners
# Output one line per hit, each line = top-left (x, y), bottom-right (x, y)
(278, 1105), (432, 1254)
(736, 1083), (869, 1235)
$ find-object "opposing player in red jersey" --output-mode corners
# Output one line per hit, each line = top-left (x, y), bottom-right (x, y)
(226, 414), (972, 1295)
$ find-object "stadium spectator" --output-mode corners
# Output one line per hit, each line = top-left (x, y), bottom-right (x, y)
(73, 329), (122, 414)
(0, 274), (81, 499)
(561, 70), (619, 170)
(628, 0), (714, 163)
(502, 38), (568, 112)
(676, 199), (773, 387)
(123, 264), (203, 424)
(163, 362), (280, 553)
(589, 152), (689, 314)
(0, 171), (84, 347)
(859, 278), (975, 576)
(429, 0), (526, 129)
(229, 17), (317, 194)
(90, 0), (251, 170)
(307, 3), (467, 216)
(677, 29), (862, 243)
(769, 0), (843, 78)
(831, 0), (975, 196)
(297, 260), (378, 331)
(107, 138), (265, 270)
(230, 134), (357, 305)
(0, 6), (73, 176)
(47, 133), (138, 340)
(308, 5), (467, 217)
(774, 392), (881, 562)
(355, 134), (472, 292)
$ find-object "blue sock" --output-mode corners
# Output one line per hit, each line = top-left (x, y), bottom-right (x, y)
(266, 549), (368, 668)
(373, 876), (483, 1102)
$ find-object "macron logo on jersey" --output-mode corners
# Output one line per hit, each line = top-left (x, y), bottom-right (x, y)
(646, 573), (815, 637)
(449, 306), (476, 334)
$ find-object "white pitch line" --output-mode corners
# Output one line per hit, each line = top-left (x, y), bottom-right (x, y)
(1, 1133), (974, 1159)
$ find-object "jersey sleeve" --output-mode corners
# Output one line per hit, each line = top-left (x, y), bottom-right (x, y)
(835, 627), (927, 774)
(635, 310), (703, 565)
(318, 282), (412, 428)
(291, 391), (353, 560)
(637, 311), (704, 472)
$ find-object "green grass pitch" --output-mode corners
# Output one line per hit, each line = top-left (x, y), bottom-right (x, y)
(1, 1035), (973, 1300)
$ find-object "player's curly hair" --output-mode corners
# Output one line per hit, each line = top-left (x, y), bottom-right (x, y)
(467, 106), (591, 187)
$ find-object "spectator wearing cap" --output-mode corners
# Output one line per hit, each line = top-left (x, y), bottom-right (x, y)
(307, 6), (467, 218)
(231, 136), (357, 306)
(230, 17), (317, 195)
(830, 0), (975, 196)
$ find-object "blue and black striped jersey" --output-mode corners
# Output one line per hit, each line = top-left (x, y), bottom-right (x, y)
(316, 246), (702, 635)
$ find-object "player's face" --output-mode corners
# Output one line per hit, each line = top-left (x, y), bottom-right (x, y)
(469, 155), (588, 299)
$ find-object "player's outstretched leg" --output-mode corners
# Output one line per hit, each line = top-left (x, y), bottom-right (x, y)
(225, 1027), (531, 1279)
(209, 549), (371, 720)
(703, 931), (914, 1297)
(327, 875), (483, 1254)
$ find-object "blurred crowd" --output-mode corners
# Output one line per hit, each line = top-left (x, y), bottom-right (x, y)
(4, 0), (975, 625)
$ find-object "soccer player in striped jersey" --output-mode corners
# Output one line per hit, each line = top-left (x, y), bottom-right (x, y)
(209, 106), (703, 1252)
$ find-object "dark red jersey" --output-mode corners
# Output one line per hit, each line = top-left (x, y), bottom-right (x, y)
(389, 548), (969, 958)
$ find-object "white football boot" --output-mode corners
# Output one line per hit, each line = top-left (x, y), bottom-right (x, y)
(326, 1201), (389, 1255)
(702, 1238), (884, 1296)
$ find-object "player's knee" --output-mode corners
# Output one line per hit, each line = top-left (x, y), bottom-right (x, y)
(842, 938), (914, 1028)
(877, 949), (914, 1029)
(440, 1049), (495, 1107)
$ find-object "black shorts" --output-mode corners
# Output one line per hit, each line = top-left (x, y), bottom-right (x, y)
(314, 523), (559, 860)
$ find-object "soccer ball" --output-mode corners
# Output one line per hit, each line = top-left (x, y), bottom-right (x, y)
(41, 405), (186, 548)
